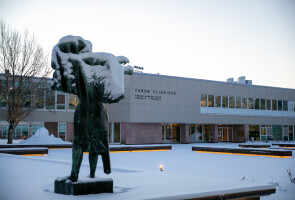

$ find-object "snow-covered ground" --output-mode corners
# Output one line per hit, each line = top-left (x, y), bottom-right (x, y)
(0, 139), (22, 144)
(0, 143), (294, 200)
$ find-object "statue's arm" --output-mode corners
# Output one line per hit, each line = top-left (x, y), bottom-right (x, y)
(51, 43), (85, 95)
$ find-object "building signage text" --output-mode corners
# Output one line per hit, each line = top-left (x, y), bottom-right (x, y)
(134, 89), (176, 101)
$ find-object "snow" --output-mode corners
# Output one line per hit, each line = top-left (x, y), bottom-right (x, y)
(0, 139), (22, 144)
(0, 147), (48, 151)
(19, 127), (70, 145)
(0, 143), (294, 200)
(52, 35), (134, 101)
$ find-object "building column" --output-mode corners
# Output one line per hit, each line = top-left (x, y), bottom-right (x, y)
(210, 124), (218, 143)
(180, 124), (190, 144)
(120, 122), (127, 144)
(233, 125), (247, 143)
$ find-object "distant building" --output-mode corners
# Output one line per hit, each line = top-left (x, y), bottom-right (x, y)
(1, 73), (295, 144)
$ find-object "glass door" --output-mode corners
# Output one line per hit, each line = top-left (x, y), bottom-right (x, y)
(218, 128), (223, 142)
(218, 125), (233, 142)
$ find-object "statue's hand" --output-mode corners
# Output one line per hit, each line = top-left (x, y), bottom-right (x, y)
(51, 35), (134, 102)
(51, 36), (92, 94)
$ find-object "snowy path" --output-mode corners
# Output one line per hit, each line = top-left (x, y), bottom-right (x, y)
(0, 144), (294, 199)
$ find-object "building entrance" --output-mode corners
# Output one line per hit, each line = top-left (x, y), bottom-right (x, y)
(162, 123), (180, 143)
(218, 125), (233, 142)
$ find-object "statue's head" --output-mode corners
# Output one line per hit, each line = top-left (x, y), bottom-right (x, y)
(51, 35), (133, 103)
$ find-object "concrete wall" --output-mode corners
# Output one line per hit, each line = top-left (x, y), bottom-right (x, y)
(108, 73), (295, 126)
(233, 125), (247, 143)
(210, 124), (218, 142)
(121, 122), (162, 144)
(180, 124), (190, 144)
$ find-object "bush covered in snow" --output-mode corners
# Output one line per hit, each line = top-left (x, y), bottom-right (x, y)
(19, 127), (71, 144)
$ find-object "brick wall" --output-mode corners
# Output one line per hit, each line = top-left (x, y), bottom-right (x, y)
(121, 123), (162, 144)
(233, 125), (247, 143)
(44, 122), (58, 137)
(67, 122), (74, 142)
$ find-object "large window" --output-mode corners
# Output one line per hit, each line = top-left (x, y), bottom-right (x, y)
(22, 125), (29, 138)
(260, 125), (267, 141)
(242, 97), (247, 109)
(272, 100), (277, 110)
(255, 98), (260, 110)
(203, 125), (210, 142)
(248, 98), (254, 109)
(32, 124), (44, 135)
(266, 100), (271, 110)
(189, 124), (203, 143)
(290, 101), (295, 112)
(69, 94), (79, 110)
(215, 96), (221, 107)
(236, 97), (241, 109)
(58, 123), (66, 141)
(261, 99), (265, 110)
(21, 95), (32, 108)
(229, 96), (235, 108)
(46, 89), (55, 109)
(283, 101), (288, 111)
(16, 126), (22, 138)
(199, 94), (293, 112)
(222, 96), (228, 108)
(278, 100), (282, 111)
(249, 125), (260, 141)
(113, 123), (121, 143)
(201, 94), (207, 107)
(208, 95), (214, 107)
(272, 125), (282, 141)
(35, 89), (45, 109)
(56, 92), (66, 110)
(15, 125), (29, 139)
(289, 126), (294, 141)
(1, 126), (9, 138)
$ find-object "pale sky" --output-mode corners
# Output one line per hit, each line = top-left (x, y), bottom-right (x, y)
(1, 0), (295, 89)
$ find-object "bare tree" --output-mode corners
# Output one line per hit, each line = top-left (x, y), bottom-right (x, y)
(0, 19), (51, 144)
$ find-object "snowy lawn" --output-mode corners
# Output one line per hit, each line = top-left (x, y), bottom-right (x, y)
(0, 143), (294, 200)
(0, 139), (22, 144)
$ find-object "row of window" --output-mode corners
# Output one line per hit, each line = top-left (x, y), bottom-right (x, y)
(201, 94), (295, 112)
(1, 123), (66, 140)
(1, 122), (120, 143)
(0, 90), (79, 111)
(249, 125), (294, 141)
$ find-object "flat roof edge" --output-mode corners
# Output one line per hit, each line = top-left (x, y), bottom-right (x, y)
(133, 72), (295, 91)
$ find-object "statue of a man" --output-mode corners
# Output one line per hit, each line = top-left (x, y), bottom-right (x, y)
(51, 35), (132, 182)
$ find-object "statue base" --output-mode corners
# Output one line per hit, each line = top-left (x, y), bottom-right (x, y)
(54, 176), (113, 195)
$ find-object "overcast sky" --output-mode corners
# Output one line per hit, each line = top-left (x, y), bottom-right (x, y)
(1, 0), (294, 89)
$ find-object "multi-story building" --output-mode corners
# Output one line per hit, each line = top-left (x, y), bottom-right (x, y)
(1, 73), (295, 144)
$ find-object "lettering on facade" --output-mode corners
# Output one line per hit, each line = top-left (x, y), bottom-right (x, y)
(134, 88), (176, 101)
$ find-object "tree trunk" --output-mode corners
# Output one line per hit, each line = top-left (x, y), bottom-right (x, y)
(7, 120), (15, 144)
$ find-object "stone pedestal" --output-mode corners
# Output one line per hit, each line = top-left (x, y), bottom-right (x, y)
(54, 176), (113, 195)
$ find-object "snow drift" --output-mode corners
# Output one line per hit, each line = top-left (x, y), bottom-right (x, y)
(19, 127), (71, 144)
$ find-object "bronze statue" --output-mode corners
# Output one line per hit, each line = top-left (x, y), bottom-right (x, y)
(51, 35), (132, 182)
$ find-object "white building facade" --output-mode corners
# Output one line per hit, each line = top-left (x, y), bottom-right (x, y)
(1, 73), (295, 144)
